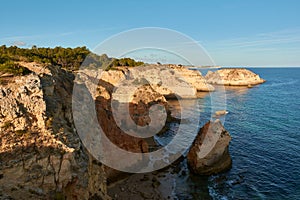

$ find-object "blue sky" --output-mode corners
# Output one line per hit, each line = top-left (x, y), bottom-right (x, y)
(1, 0), (300, 66)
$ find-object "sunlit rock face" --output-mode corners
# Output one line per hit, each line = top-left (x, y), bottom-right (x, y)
(0, 63), (110, 200)
(205, 68), (265, 86)
(187, 120), (232, 175)
(100, 65), (215, 99)
(168, 64), (215, 92)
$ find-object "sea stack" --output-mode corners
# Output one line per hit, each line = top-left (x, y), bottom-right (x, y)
(205, 68), (265, 86)
(187, 120), (232, 175)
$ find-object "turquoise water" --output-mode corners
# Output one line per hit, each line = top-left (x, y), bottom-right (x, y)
(159, 68), (300, 199)
(207, 68), (300, 199)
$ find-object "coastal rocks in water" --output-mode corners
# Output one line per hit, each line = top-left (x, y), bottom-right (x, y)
(187, 120), (232, 175)
(205, 68), (265, 86)
(215, 110), (228, 116)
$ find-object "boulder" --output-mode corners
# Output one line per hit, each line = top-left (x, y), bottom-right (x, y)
(215, 110), (228, 116)
(205, 68), (265, 86)
(187, 120), (232, 175)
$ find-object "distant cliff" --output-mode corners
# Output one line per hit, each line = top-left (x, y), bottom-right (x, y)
(0, 45), (144, 72)
(205, 68), (265, 86)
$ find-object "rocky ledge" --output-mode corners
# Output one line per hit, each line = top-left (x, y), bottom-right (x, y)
(205, 68), (266, 86)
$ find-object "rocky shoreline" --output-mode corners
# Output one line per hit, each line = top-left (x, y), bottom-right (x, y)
(0, 63), (265, 199)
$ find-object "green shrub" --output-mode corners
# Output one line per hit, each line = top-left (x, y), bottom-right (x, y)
(0, 61), (31, 76)
(0, 45), (144, 72)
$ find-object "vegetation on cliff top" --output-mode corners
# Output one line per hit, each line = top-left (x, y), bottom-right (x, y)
(0, 61), (31, 76)
(0, 45), (144, 74)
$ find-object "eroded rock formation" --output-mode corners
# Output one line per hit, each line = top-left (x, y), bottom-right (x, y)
(0, 62), (175, 199)
(205, 68), (265, 86)
(100, 65), (215, 99)
(0, 63), (110, 199)
(187, 120), (232, 175)
(1, 62), (260, 199)
(168, 65), (215, 92)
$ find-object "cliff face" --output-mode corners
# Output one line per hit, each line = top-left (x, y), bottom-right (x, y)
(0, 63), (171, 199)
(205, 68), (265, 86)
(168, 65), (215, 92)
(0, 63), (244, 198)
(0, 63), (109, 199)
(98, 65), (215, 99)
(74, 68), (169, 181)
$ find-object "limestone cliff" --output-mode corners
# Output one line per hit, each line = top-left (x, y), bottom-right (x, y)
(0, 63), (171, 199)
(205, 68), (265, 86)
(0, 62), (241, 199)
(168, 65), (215, 92)
(97, 65), (215, 99)
(0, 63), (110, 199)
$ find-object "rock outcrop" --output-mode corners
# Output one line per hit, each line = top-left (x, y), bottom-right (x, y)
(205, 68), (265, 86)
(1, 63), (173, 199)
(187, 120), (232, 175)
(168, 65), (215, 92)
(126, 65), (197, 98)
(0, 62), (241, 199)
(215, 110), (227, 116)
(98, 65), (215, 99)
(75, 68), (169, 181)
(99, 70), (126, 86)
(0, 63), (110, 199)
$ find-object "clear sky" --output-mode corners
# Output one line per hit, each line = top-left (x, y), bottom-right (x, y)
(1, 0), (300, 66)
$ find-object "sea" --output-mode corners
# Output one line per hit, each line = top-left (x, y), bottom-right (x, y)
(156, 67), (300, 200)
